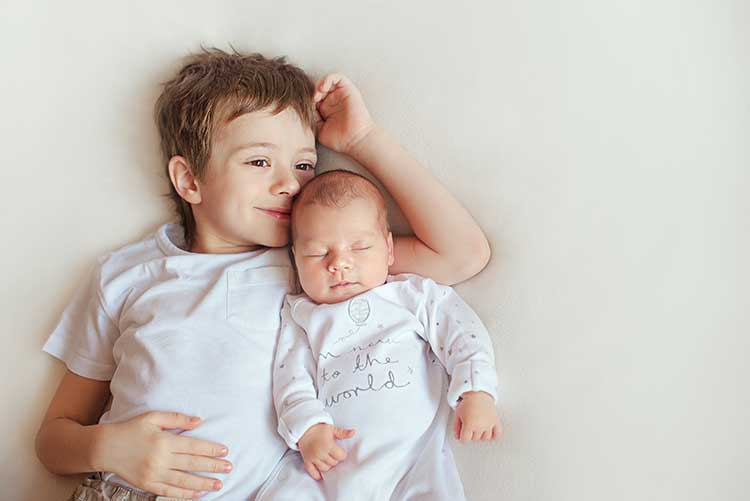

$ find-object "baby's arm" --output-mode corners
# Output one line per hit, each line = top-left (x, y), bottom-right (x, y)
(314, 74), (491, 285)
(36, 371), (231, 498)
(273, 301), (354, 480)
(410, 277), (502, 441)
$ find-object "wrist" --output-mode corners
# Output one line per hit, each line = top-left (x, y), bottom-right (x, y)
(344, 122), (379, 159)
(89, 422), (116, 472)
(459, 390), (494, 403)
(299, 422), (327, 441)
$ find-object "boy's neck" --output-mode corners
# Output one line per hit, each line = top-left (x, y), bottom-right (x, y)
(189, 231), (262, 254)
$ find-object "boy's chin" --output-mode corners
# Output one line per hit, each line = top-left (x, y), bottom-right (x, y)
(254, 232), (291, 248)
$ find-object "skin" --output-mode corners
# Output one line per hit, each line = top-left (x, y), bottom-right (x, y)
(293, 197), (395, 305)
(36, 73), (492, 498)
(292, 199), (502, 480)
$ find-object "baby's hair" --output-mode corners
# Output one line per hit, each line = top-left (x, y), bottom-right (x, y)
(155, 47), (316, 248)
(292, 170), (390, 239)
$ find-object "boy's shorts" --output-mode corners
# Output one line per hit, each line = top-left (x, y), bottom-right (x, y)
(68, 474), (186, 501)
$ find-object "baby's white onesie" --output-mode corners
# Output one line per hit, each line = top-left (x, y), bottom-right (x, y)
(256, 273), (498, 501)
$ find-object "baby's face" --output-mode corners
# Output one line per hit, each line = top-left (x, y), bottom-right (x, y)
(293, 197), (394, 304)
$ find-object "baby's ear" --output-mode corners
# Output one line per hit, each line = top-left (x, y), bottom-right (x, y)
(168, 155), (201, 204)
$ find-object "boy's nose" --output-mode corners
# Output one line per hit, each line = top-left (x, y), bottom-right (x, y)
(272, 168), (301, 196)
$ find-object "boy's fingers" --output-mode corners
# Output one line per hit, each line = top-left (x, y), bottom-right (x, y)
(146, 411), (202, 430)
(316, 73), (345, 95)
(162, 470), (221, 493)
(453, 417), (462, 440)
(172, 435), (228, 457)
(304, 462), (321, 481)
(171, 453), (232, 474)
(151, 482), (204, 499)
(480, 431), (489, 441)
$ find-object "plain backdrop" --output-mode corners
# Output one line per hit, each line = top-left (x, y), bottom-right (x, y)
(1, 1), (747, 500)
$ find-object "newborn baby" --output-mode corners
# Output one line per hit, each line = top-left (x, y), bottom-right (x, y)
(256, 169), (501, 500)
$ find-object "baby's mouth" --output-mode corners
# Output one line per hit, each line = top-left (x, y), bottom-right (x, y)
(331, 281), (357, 289)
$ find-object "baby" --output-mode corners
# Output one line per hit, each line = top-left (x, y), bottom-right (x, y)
(256, 170), (501, 500)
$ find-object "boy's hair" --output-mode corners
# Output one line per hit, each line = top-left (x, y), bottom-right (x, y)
(155, 47), (316, 247)
(291, 170), (390, 240)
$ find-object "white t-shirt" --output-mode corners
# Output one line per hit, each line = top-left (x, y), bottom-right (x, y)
(256, 274), (498, 501)
(43, 224), (294, 500)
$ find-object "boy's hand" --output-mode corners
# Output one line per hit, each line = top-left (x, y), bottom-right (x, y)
(314, 74), (376, 156)
(100, 412), (232, 499)
(454, 391), (502, 442)
(297, 423), (355, 480)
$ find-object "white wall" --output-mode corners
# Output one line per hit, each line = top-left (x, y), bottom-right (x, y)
(1, 1), (747, 499)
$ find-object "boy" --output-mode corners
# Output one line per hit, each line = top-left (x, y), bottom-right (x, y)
(255, 170), (500, 500)
(35, 49), (491, 499)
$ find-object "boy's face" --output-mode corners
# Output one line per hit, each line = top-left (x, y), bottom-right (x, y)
(293, 198), (394, 304)
(192, 107), (316, 252)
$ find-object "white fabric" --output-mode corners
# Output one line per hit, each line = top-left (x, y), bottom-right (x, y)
(257, 274), (498, 501)
(43, 224), (294, 500)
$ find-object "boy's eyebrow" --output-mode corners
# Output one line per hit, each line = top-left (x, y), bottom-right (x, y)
(234, 142), (278, 152)
(233, 143), (317, 156)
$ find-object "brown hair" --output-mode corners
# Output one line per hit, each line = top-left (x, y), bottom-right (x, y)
(155, 47), (316, 247)
(291, 169), (390, 240)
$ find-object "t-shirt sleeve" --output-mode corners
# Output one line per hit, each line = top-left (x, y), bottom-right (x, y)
(407, 275), (499, 408)
(42, 262), (119, 381)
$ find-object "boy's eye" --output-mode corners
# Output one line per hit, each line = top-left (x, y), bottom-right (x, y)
(353, 246), (372, 251)
(246, 159), (270, 167)
(296, 162), (315, 172)
(305, 253), (326, 258)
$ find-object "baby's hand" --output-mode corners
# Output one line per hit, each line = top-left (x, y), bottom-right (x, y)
(454, 391), (502, 442)
(297, 423), (356, 480)
(313, 74), (376, 156)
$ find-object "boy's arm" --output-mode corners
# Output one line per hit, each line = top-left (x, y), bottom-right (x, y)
(273, 301), (334, 450)
(314, 74), (491, 285)
(36, 370), (231, 498)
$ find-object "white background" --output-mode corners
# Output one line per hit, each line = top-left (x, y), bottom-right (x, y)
(1, 1), (747, 500)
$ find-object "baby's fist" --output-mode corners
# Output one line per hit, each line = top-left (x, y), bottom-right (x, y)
(298, 423), (355, 480)
(454, 391), (501, 442)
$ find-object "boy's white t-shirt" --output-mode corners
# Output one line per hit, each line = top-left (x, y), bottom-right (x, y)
(43, 224), (294, 500)
(256, 274), (498, 501)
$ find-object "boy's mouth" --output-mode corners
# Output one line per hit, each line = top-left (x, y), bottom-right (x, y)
(256, 207), (291, 221)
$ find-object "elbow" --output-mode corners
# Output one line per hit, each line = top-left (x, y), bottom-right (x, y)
(34, 425), (55, 474)
(445, 237), (492, 285)
(464, 236), (492, 279)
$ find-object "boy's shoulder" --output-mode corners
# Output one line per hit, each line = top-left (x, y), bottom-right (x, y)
(94, 224), (172, 284)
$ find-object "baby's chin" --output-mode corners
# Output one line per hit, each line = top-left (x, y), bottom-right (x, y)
(309, 284), (370, 305)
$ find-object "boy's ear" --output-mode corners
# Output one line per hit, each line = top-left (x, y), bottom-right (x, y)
(386, 231), (395, 267)
(168, 155), (202, 204)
